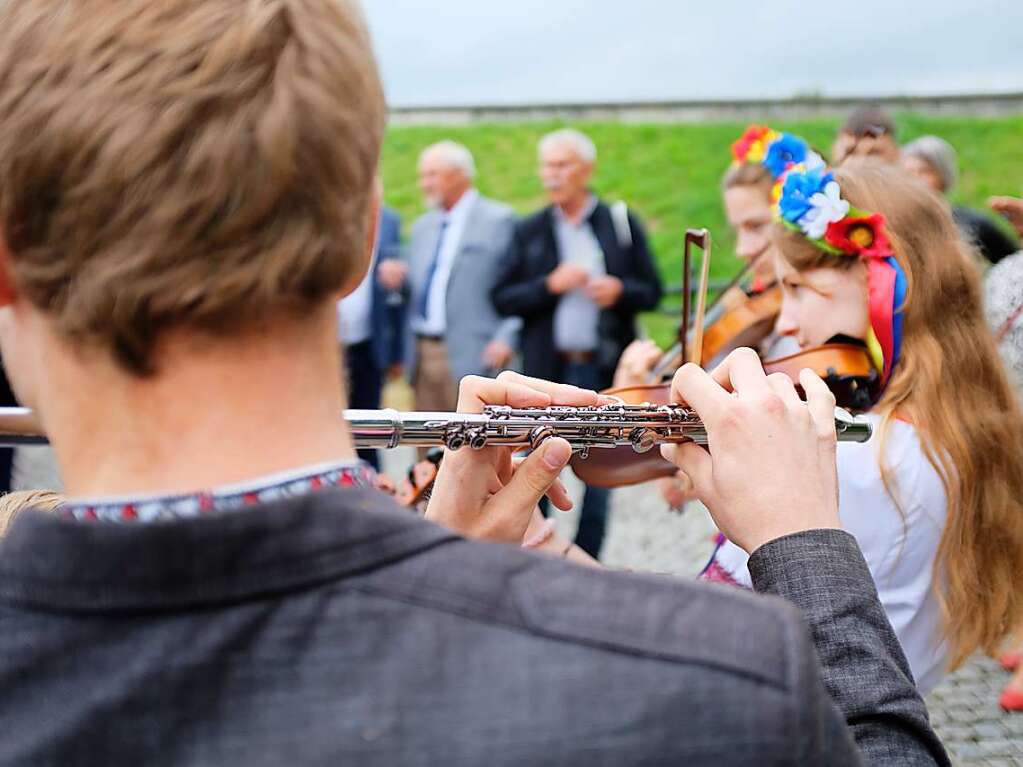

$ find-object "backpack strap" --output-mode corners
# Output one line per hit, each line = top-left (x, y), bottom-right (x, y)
(609, 200), (632, 250)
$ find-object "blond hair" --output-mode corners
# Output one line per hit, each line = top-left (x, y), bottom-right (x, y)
(0, 0), (385, 374)
(775, 162), (1023, 669)
(0, 490), (64, 538)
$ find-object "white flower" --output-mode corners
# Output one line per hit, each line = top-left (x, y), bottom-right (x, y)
(803, 150), (826, 173)
(799, 180), (850, 239)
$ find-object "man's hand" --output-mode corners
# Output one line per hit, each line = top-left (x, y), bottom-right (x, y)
(659, 348), (841, 554)
(989, 196), (1023, 238)
(545, 263), (589, 295)
(587, 275), (624, 308)
(426, 371), (604, 543)
(481, 340), (514, 370)
(377, 259), (407, 291)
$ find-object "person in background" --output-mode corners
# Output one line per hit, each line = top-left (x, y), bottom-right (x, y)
(492, 128), (663, 559)
(832, 105), (900, 166)
(337, 202), (405, 469)
(902, 135), (1018, 264)
(982, 248), (1023, 711)
(619, 125), (814, 508)
(377, 141), (519, 413)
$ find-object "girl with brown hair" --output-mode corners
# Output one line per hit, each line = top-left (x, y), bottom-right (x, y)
(706, 160), (1023, 693)
(714, 126), (818, 361)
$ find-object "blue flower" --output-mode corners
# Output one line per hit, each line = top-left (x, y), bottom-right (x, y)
(763, 134), (809, 179)
(778, 169), (832, 226)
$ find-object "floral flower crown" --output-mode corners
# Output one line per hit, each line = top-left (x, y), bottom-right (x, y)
(775, 167), (892, 256)
(774, 166), (907, 386)
(731, 124), (826, 181)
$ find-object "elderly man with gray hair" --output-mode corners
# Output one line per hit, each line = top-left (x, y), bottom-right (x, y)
(902, 135), (1018, 264)
(378, 140), (520, 412)
(492, 127), (663, 559)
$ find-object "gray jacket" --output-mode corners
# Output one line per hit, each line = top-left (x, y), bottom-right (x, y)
(0, 489), (948, 766)
(403, 194), (520, 382)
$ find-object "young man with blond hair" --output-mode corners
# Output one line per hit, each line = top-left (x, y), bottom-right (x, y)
(0, 2), (946, 765)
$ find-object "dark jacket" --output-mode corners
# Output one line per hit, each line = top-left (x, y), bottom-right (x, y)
(0, 488), (948, 765)
(369, 206), (405, 372)
(953, 205), (1019, 265)
(492, 201), (662, 388)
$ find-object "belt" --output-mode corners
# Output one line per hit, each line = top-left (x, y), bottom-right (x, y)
(416, 333), (444, 343)
(558, 350), (596, 364)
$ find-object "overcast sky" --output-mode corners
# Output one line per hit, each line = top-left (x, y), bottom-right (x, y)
(362, 0), (1023, 107)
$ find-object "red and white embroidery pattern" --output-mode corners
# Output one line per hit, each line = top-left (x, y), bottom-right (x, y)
(59, 462), (376, 523)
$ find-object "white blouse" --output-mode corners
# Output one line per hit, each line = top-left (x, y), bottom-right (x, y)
(710, 412), (949, 693)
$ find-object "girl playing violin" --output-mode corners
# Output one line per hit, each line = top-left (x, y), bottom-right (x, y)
(704, 160), (1023, 693)
(711, 126), (818, 362)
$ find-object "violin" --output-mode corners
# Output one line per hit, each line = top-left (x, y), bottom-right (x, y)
(699, 285), (782, 367)
(569, 343), (878, 488)
(649, 281), (783, 380)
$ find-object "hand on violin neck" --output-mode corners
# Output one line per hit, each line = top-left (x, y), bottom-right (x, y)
(425, 371), (602, 543)
(660, 347), (841, 554)
(612, 339), (663, 388)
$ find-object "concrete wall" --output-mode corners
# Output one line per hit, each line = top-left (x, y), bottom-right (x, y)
(389, 92), (1023, 125)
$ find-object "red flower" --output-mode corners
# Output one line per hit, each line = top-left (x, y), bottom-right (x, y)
(731, 125), (771, 163)
(823, 214), (893, 258)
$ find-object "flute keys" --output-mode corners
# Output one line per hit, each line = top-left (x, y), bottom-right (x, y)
(528, 425), (557, 451)
(444, 425), (466, 451)
(629, 428), (657, 453)
(467, 429), (488, 450)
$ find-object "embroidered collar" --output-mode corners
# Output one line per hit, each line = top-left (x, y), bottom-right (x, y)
(59, 460), (376, 523)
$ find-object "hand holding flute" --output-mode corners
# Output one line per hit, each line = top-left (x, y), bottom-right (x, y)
(431, 349), (849, 557)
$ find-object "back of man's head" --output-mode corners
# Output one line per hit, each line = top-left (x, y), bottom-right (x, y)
(0, 0), (385, 375)
(840, 105), (896, 139)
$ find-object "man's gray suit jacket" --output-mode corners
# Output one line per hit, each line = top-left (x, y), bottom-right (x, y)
(0, 488), (949, 765)
(403, 194), (520, 382)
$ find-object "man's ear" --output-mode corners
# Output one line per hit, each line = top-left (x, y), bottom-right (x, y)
(0, 231), (19, 308)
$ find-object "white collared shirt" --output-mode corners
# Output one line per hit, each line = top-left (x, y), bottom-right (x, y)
(552, 195), (605, 352)
(336, 238), (378, 345)
(411, 188), (479, 337)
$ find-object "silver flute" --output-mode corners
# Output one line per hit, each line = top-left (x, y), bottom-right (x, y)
(0, 405), (871, 454)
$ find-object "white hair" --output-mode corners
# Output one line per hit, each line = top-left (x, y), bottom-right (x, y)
(538, 128), (597, 164)
(420, 140), (476, 179)
(902, 135), (958, 193)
